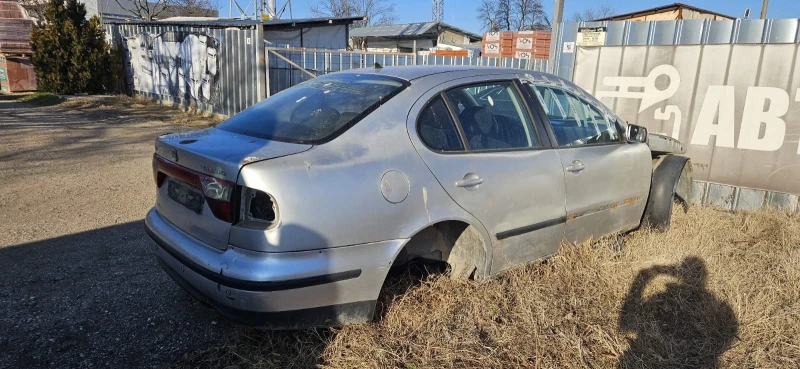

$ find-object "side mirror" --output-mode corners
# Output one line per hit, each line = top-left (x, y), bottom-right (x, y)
(625, 124), (648, 143)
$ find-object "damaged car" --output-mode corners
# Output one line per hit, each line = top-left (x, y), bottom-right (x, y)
(145, 66), (691, 329)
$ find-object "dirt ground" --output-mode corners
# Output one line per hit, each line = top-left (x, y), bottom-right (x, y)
(0, 96), (235, 368)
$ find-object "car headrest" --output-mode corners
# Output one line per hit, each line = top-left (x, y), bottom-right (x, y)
(460, 106), (494, 135)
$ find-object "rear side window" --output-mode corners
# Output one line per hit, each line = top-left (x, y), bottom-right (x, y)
(529, 84), (621, 147)
(445, 82), (539, 151)
(217, 74), (407, 144)
(418, 97), (464, 152)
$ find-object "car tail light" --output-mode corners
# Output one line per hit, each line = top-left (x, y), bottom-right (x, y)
(153, 154), (236, 223)
(239, 186), (278, 229)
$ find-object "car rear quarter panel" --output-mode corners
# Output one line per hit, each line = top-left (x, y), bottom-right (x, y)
(230, 80), (492, 262)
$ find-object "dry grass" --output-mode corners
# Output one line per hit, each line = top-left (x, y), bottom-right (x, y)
(59, 95), (222, 128)
(174, 206), (800, 369)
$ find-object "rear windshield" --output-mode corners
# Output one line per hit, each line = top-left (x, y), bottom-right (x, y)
(216, 74), (408, 144)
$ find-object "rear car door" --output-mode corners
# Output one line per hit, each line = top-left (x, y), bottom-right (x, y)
(408, 77), (567, 274)
(524, 82), (651, 244)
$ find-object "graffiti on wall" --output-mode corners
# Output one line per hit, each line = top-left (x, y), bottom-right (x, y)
(574, 44), (800, 195)
(123, 31), (220, 105)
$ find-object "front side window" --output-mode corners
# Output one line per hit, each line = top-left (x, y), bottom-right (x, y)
(445, 82), (539, 151)
(418, 96), (464, 152)
(217, 74), (407, 144)
(529, 84), (621, 147)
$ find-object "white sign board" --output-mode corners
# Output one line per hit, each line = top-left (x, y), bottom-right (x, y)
(484, 43), (500, 55)
(562, 41), (575, 53)
(516, 37), (533, 50)
(484, 32), (500, 42)
(576, 27), (607, 47)
(514, 51), (532, 59)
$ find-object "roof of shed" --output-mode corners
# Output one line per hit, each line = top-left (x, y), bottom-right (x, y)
(102, 16), (365, 29)
(591, 2), (735, 21)
(349, 22), (481, 42)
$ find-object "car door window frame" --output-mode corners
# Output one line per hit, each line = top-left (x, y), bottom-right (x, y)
(416, 95), (468, 153)
(415, 79), (555, 155)
(521, 82), (625, 149)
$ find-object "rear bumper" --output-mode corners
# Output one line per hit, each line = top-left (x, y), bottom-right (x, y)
(145, 208), (406, 329)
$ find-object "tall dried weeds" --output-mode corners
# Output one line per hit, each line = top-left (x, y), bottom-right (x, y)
(176, 206), (800, 369)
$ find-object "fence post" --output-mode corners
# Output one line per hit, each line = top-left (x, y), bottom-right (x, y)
(257, 29), (268, 100)
(413, 40), (418, 65)
(264, 47), (271, 98)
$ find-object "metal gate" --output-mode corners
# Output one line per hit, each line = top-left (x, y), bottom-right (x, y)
(266, 47), (548, 95)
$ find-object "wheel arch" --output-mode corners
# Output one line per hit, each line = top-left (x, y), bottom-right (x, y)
(394, 217), (492, 280)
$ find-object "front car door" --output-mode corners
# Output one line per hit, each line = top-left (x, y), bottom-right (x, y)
(408, 76), (567, 275)
(522, 78), (651, 244)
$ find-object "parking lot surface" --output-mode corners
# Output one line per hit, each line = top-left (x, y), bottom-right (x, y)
(0, 98), (234, 368)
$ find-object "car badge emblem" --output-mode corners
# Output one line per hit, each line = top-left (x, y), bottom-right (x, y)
(170, 148), (179, 162)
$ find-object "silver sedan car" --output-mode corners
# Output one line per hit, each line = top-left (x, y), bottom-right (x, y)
(146, 66), (691, 329)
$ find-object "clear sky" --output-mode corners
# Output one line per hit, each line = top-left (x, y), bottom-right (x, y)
(221, 0), (800, 34)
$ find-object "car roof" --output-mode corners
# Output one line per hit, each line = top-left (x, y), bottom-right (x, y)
(332, 65), (553, 82)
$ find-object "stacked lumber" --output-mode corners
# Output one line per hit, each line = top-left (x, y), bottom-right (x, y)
(0, 0), (23, 19)
(429, 49), (469, 57)
(0, 0), (32, 54)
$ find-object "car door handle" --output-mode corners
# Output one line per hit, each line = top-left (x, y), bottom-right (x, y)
(566, 160), (586, 173)
(455, 178), (484, 188)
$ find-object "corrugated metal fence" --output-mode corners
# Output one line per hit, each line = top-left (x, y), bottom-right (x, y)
(104, 21), (548, 117)
(552, 19), (800, 210)
(552, 18), (800, 80)
(104, 22), (265, 117)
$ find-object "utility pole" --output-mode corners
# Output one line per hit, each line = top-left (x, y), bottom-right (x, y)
(548, 0), (564, 74)
(552, 0), (564, 25)
(760, 0), (769, 19)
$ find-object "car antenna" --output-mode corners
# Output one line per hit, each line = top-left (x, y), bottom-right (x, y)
(374, 62), (383, 71)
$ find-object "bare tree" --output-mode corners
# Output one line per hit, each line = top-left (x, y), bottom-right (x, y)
(477, 0), (500, 31)
(476, 0), (549, 31)
(115, 0), (168, 20)
(570, 4), (616, 22)
(514, 0), (549, 31)
(310, 0), (396, 28)
(115, 0), (218, 20)
(159, 0), (219, 18)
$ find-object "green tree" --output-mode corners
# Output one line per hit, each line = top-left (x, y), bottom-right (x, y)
(30, 0), (111, 94)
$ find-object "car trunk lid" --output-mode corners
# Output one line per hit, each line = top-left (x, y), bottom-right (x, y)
(153, 128), (311, 250)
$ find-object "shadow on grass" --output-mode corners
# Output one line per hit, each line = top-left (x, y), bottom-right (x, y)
(618, 257), (739, 368)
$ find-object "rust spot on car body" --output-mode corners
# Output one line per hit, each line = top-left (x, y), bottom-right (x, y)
(566, 196), (643, 222)
(624, 196), (639, 205)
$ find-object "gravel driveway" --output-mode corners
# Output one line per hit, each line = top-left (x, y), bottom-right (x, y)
(0, 97), (240, 368)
